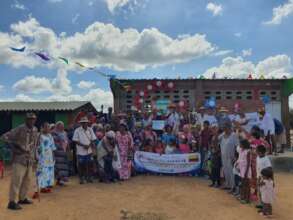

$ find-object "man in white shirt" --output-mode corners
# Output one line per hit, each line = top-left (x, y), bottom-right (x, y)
(258, 108), (276, 154)
(166, 104), (180, 133)
(73, 116), (97, 184)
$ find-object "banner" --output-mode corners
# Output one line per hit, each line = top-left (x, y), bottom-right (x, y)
(155, 99), (170, 113)
(134, 151), (201, 174)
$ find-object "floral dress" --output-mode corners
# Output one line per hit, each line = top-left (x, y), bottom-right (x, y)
(37, 134), (56, 188)
(116, 131), (133, 180)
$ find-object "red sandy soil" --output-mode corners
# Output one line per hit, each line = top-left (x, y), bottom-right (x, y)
(0, 173), (293, 220)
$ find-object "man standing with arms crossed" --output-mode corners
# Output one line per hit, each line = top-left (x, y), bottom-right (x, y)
(2, 113), (38, 210)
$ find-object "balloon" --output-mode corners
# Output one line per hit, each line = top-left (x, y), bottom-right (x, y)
(167, 82), (174, 89)
(156, 80), (162, 87)
(147, 84), (153, 91)
(139, 91), (145, 97)
(179, 100), (185, 107)
(262, 96), (270, 104)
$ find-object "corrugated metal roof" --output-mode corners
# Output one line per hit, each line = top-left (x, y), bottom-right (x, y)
(0, 101), (92, 111)
(113, 78), (286, 81)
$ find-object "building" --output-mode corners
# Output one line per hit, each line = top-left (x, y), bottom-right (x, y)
(110, 78), (293, 144)
(0, 101), (97, 135)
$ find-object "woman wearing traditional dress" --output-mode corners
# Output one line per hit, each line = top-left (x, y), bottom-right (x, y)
(116, 123), (133, 180)
(35, 122), (56, 195)
(219, 122), (239, 191)
(52, 121), (70, 186)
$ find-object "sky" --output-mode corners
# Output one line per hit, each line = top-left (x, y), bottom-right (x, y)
(0, 0), (293, 109)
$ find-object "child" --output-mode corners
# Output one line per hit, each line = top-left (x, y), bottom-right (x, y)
(34, 122), (56, 198)
(154, 138), (165, 154)
(209, 145), (221, 188)
(165, 139), (177, 154)
(143, 139), (154, 152)
(232, 151), (241, 197)
(238, 139), (251, 204)
(259, 168), (275, 217)
(178, 136), (190, 154)
(256, 145), (272, 209)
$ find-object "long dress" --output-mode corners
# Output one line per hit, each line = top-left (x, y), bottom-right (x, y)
(52, 131), (69, 182)
(219, 132), (239, 188)
(37, 134), (56, 188)
(116, 131), (133, 180)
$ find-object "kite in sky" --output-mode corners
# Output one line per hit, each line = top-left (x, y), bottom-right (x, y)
(35, 52), (50, 61)
(10, 46), (26, 52)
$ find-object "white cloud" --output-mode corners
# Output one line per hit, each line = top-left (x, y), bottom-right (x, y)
(15, 94), (35, 102)
(206, 2), (223, 16)
(242, 48), (252, 57)
(72, 13), (80, 24)
(1, 17), (217, 72)
(213, 50), (233, 57)
(203, 54), (292, 79)
(264, 0), (293, 25)
(77, 81), (96, 89)
(11, 0), (27, 10)
(48, 0), (63, 3)
(105, 0), (131, 13)
(13, 69), (71, 95)
(234, 32), (242, 38)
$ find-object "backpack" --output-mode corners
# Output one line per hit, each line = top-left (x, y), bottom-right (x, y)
(274, 118), (284, 135)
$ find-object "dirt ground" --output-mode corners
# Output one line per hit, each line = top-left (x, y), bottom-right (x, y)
(1, 173), (293, 220)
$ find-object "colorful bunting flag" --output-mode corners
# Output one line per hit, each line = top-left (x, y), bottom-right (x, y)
(58, 57), (69, 64)
(75, 62), (86, 68)
(10, 46), (26, 52)
(35, 52), (50, 61)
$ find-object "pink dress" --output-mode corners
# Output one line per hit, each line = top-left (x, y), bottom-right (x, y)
(179, 144), (190, 154)
(116, 131), (133, 180)
(237, 148), (251, 178)
(260, 179), (275, 204)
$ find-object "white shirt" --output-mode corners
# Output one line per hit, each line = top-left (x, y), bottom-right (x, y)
(258, 113), (275, 136)
(256, 156), (272, 178)
(202, 114), (218, 127)
(73, 126), (96, 156)
(166, 112), (180, 127)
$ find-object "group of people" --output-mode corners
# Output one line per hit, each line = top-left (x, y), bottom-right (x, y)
(1, 104), (283, 217)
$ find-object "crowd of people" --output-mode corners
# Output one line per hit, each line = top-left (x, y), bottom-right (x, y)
(1, 104), (285, 217)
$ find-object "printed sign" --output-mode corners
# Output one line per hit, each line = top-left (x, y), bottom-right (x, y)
(156, 99), (170, 112)
(134, 151), (201, 174)
(152, 120), (166, 130)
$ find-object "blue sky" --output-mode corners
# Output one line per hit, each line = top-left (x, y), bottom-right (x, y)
(0, 0), (293, 108)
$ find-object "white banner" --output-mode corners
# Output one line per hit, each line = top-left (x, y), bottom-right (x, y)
(134, 151), (201, 174)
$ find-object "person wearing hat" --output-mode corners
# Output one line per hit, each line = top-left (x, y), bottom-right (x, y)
(73, 116), (97, 184)
(1, 113), (38, 210)
(216, 107), (232, 132)
(166, 103), (180, 133)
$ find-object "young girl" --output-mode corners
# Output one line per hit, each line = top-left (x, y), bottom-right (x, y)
(259, 168), (275, 217)
(178, 136), (190, 154)
(209, 144), (221, 188)
(237, 139), (251, 204)
(165, 139), (177, 154)
(154, 138), (164, 154)
(35, 122), (56, 197)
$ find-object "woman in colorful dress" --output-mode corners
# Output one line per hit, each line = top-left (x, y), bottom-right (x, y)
(36, 122), (56, 194)
(52, 121), (70, 186)
(116, 122), (133, 180)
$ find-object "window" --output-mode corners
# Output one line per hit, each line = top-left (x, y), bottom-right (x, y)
(164, 95), (170, 98)
(226, 91), (232, 95)
(126, 95), (132, 99)
(246, 91), (252, 94)
(236, 96), (242, 100)
(216, 96), (221, 100)
(246, 96), (252, 100)
(271, 91), (277, 95)
(236, 91), (242, 95)
(127, 105), (131, 109)
(174, 100), (179, 103)
(174, 95), (180, 99)
(164, 90), (170, 93)
(174, 90), (179, 93)
(216, 91), (221, 95)
(155, 90), (160, 94)
(205, 96), (210, 99)
(183, 95), (189, 98)
(260, 91), (266, 95)
(156, 96), (161, 99)
(127, 100), (132, 104)
(226, 96), (232, 100)
(183, 90), (189, 94)
(204, 91), (211, 95)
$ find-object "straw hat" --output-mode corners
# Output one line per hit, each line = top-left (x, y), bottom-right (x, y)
(219, 107), (229, 113)
(79, 116), (89, 123)
(168, 103), (176, 109)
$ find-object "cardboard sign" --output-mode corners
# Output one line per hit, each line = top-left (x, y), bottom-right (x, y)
(152, 120), (165, 130)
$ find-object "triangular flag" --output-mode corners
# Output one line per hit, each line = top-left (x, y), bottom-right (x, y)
(10, 46), (26, 52)
(260, 74), (265, 80)
(59, 57), (69, 64)
(247, 74), (253, 80)
(212, 72), (216, 79)
(75, 62), (86, 68)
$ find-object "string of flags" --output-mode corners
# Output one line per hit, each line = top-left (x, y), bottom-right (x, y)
(9, 46), (289, 88)
(9, 46), (127, 88)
